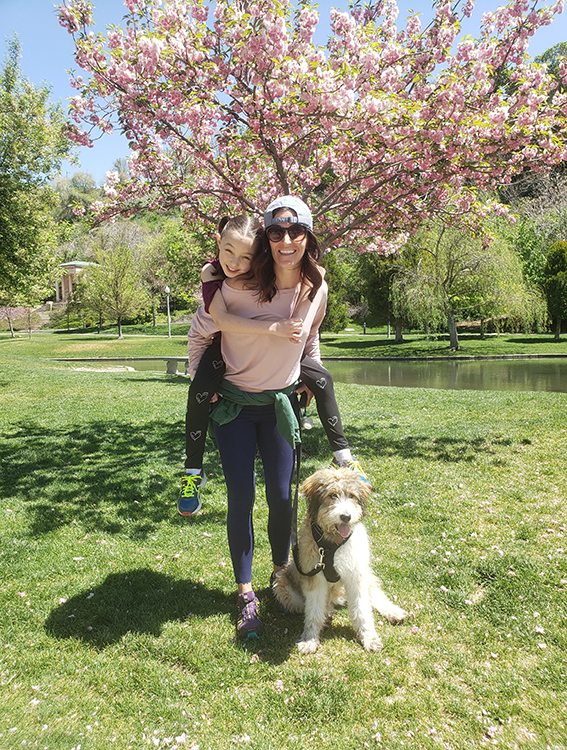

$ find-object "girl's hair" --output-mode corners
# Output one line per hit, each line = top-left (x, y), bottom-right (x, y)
(251, 224), (322, 304)
(217, 214), (261, 239)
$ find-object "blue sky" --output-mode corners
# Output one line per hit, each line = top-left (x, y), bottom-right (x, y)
(1, 0), (564, 185)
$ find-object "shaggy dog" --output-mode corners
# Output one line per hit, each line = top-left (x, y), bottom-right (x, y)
(273, 468), (408, 653)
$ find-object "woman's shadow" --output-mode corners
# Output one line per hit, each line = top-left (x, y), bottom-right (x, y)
(44, 568), (231, 650)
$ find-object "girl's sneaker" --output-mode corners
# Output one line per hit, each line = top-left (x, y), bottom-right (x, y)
(177, 470), (206, 516)
(236, 591), (263, 640)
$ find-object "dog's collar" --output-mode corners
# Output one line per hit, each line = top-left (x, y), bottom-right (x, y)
(292, 522), (352, 582)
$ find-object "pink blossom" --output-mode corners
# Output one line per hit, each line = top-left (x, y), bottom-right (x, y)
(406, 15), (421, 36)
(58, 6), (80, 32)
(56, 0), (567, 249)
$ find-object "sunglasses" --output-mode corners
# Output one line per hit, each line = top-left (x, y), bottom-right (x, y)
(266, 224), (307, 242)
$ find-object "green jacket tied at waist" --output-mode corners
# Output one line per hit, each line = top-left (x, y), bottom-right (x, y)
(209, 379), (301, 449)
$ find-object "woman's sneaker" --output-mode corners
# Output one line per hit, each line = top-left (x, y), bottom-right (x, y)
(330, 457), (372, 489)
(177, 470), (206, 516)
(236, 591), (263, 640)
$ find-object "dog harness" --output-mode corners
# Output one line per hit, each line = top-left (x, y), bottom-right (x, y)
(292, 522), (352, 582)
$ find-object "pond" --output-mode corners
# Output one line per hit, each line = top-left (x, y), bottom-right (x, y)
(324, 357), (567, 394)
(60, 356), (567, 394)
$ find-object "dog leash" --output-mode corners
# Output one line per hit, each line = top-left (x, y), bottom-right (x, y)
(290, 394), (311, 575)
(290, 394), (352, 580)
(290, 394), (320, 578)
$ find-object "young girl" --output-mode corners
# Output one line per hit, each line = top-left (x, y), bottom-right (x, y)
(178, 205), (369, 518)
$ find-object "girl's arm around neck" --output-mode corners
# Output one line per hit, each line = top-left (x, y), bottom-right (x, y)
(208, 289), (303, 342)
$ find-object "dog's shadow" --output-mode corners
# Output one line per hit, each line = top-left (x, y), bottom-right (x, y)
(44, 568), (232, 650)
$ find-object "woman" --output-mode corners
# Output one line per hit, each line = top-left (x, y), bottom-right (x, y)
(187, 196), (327, 639)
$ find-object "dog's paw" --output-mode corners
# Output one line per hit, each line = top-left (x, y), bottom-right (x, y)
(297, 637), (320, 654)
(361, 633), (383, 652)
(385, 605), (409, 624)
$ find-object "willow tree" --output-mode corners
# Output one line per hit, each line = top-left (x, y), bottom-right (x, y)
(543, 240), (567, 340)
(391, 224), (545, 350)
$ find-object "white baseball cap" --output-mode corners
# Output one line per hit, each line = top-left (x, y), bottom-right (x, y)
(264, 195), (313, 230)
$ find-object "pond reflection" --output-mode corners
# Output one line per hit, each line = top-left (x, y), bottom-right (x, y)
(324, 358), (567, 393)
(61, 356), (567, 393)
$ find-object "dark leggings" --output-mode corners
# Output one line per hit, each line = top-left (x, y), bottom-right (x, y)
(213, 404), (295, 584)
(298, 355), (348, 452)
(184, 336), (225, 469)
(185, 344), (347, 469)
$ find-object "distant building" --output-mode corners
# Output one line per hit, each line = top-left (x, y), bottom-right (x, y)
(55, 261), (96, 303)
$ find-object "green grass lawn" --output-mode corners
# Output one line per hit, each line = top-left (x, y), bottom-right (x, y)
(3, 326), (567, 361)
(1, 337), (566, 749)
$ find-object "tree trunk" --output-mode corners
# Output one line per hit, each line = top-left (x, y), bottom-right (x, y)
(152, 297), (157, 327)
(555, 317), (562, 341)
(480, 319), (485, 339)
(118, 315), (123, 339)
(98, 312), (102, 334)
(448, 310), (459, 350)
(8, 316), (15, 338)
(394, 318), (404, 343)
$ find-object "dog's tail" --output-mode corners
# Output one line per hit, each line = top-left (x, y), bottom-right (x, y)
(272, 570), (306, 614)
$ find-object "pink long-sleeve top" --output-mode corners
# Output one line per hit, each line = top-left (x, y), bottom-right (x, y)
(187, 280), (328, 393)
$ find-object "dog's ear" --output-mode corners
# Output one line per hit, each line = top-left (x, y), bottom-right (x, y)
(300, 471), (325, 523)
(357, 479), (372, 516)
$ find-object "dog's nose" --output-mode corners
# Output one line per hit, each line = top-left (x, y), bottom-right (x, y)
(340, 513), (351, 523)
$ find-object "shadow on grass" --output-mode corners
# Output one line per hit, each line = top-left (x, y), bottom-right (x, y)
(322, 333), (563, 356)
(44, 568), (231, 649)
(301, 423), (517, 466)
(2, 411), (518, 542)
(0, 418), (225, 539)
(44, 569), (305, 662)
(50, 325), (191, 337)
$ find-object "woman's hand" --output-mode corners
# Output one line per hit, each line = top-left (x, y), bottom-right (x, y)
(295, 384), (314, 407)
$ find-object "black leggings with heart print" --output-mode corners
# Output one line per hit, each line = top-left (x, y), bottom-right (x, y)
(184, 338), (348, 470)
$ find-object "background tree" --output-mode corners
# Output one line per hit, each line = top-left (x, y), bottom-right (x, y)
(51, 171), (101, 222)
(86, 244), (147, 338)
(320, 251), (349, 332)
(0, 181), (60, 306)
(357, 252), (395, 322)
(0, 305), (27, 337)
(542, 241), (567, 340)
(391, 224), (544, 350)
(84, 223), (150, 337)
(0, 35), (74, 305)
(498, 169), (567, 321)
(58, 0), (567, 253)
(535, 42), (567, 93)
(140, 218), (211, 319)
